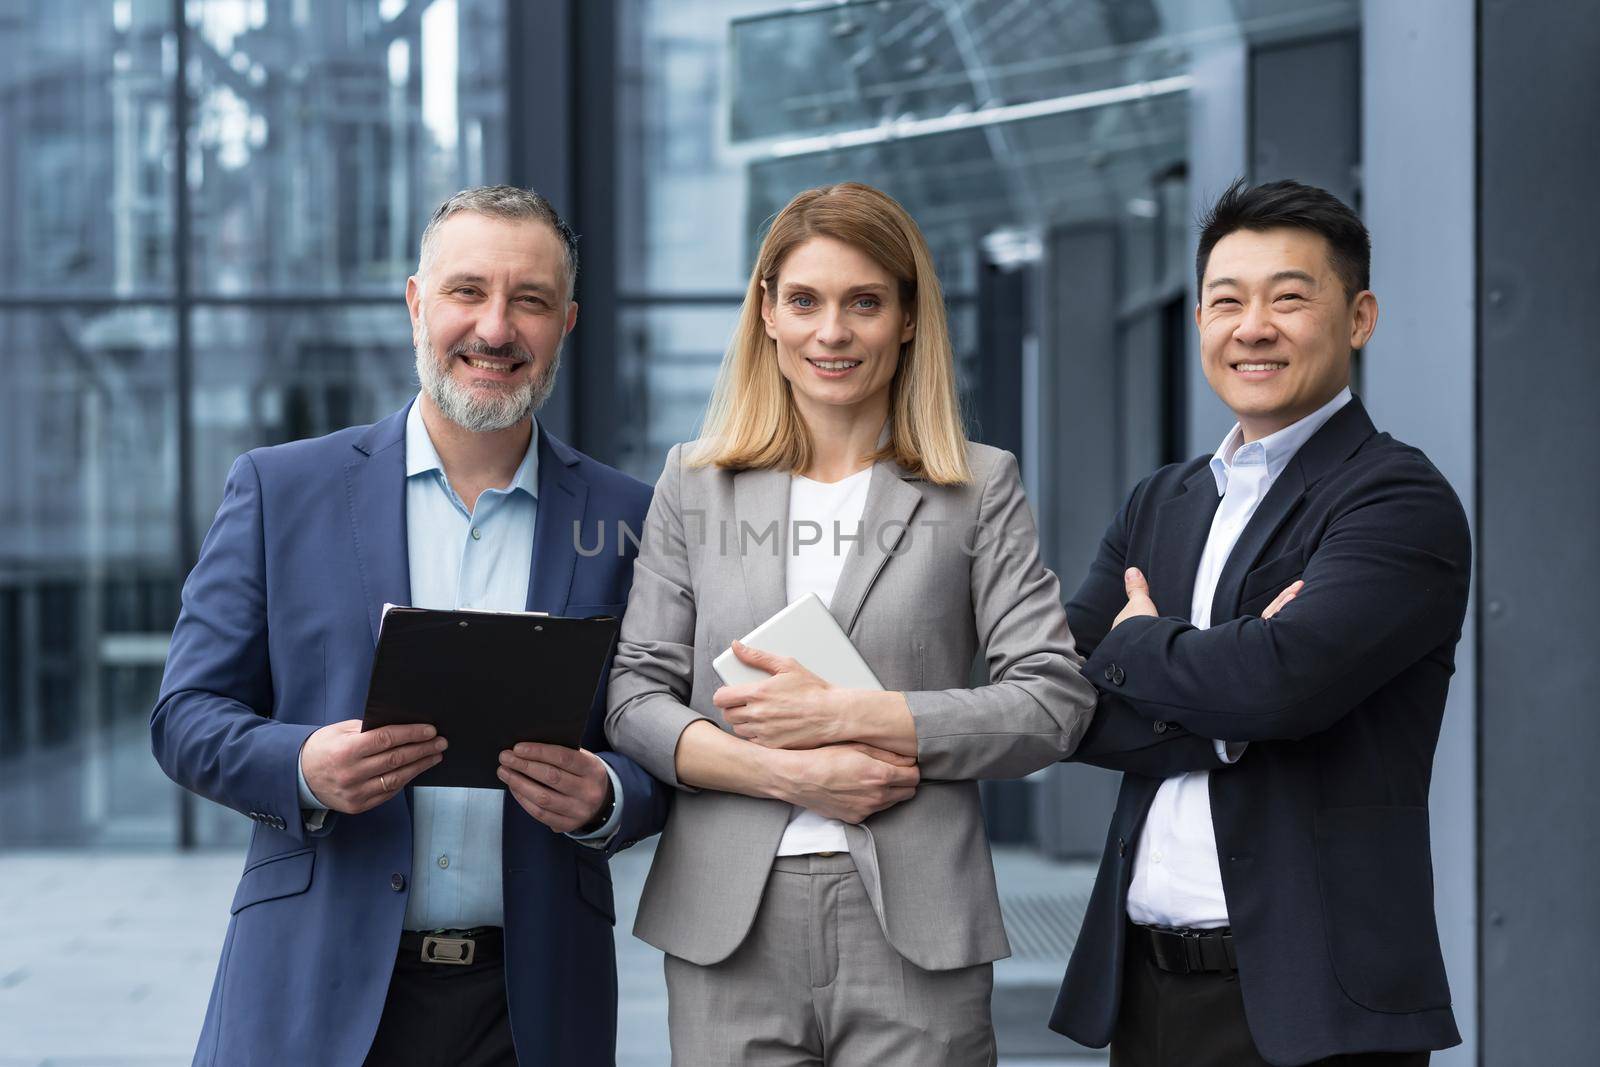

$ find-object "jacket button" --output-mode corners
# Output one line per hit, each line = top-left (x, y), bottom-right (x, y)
(1103, 666), (1115, 683)
(1117, 836), (1127, 857)
(390, 873), (407, 892)
(273, 817), (287, 830)
(1111, 665), (1126, 686)
(1153, 721), (1170, 734)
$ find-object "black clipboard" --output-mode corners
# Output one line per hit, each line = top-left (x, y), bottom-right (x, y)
(360, 606), (620, 789)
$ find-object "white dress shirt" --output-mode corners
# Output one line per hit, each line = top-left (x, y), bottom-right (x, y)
(773, 467), (873, 857)
(1125, 387), (1352, 928)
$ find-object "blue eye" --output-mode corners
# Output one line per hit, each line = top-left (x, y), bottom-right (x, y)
(855, 296), (880, 310)
(791, 294), (815, 308)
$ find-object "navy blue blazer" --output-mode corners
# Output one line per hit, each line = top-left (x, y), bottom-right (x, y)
(151, 402), (668, 1067)
(1052, 398), (1469, 1065)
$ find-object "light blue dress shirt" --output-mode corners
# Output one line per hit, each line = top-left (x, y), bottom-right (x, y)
(1205, 386), (1354, 505)
(298, 397), (621, 931)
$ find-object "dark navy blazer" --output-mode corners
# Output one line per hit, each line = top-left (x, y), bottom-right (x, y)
(1053, 399), (1469, 1065)
(151, 403), (668, 1067)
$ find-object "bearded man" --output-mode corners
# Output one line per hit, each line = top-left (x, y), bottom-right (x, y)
(152, 186), (668, 1067)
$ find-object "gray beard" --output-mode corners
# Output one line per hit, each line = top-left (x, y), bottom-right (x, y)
(413, 317), (561, 433)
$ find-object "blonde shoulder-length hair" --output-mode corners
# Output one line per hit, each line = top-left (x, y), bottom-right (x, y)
(688, 182), (971, 485)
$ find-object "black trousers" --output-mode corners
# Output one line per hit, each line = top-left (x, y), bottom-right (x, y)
(363, 933), (517, 1067)
(1110, 924), (1430, 1067)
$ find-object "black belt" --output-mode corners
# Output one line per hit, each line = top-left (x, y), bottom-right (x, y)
(1133, 922), (1237, 974)
(398, 926), (503, 966)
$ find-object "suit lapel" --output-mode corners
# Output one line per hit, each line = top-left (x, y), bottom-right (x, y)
(344, 406), (412, 645)
(527, 427), (587, 615)
(1208, 397), (1378, 624)
(1148, 463), (1220, 623)
(829, 461), (923, 636)
(1208, 462), (1305, 625)
(733, 466), (792, 628)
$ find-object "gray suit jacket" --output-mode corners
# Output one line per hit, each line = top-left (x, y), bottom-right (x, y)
(606, 441), (1096, 971)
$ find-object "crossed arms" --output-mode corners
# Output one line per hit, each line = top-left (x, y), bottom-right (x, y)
(1070, 455), (1470, 776)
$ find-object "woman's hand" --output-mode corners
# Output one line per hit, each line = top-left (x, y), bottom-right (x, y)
(714, 641), (845, 749)
(768, 742), (921, 824)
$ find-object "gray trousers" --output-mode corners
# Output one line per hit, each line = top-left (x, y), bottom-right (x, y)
(664, 853), (997, 1066)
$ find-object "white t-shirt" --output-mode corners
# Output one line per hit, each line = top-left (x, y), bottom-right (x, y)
(774, 466), (873, 857)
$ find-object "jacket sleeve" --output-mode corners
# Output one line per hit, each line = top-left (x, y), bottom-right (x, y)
(605, 445), (712, 789)
(593, 749), (671, 854)
(1072, 692), (1227, 777)
(1065, 480), (1229, 777)
(149, 453), (320, 843)
(1085, 457), (1472, 742)
(902, 451), (1099, 781)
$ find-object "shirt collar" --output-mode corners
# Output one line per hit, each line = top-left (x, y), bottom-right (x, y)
(1210, 386), (1353, 495)
(405, 394), (541, 499)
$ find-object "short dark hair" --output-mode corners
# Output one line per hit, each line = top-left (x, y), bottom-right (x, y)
(1196, 178), (1370, 299)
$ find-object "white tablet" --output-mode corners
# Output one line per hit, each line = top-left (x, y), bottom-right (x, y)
(712, 592), (884, 691)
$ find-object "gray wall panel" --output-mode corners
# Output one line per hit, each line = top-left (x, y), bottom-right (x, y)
(1252, 33), (1361, 205)
(1186, 36), (1250, 457)
(1361, 2), (1478, 1062)
(1043, 223), (1123, 590)
(1034, 223), (1125, 859)
(1117, 309), (1167, 491)
(1478, 0), (1600, 1060)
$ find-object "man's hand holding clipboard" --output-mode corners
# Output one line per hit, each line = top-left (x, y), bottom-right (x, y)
(302, 606), (621, 833)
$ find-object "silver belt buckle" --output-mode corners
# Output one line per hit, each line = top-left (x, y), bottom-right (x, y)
(420, 934), (476, 965)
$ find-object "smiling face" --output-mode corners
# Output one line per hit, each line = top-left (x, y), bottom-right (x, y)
(1197, 226), (1378, 441)
(761, 235), (914, 426)
(405, 212), (577, 433)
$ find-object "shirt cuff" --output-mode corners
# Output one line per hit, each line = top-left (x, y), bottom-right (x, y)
(1214, 739), (1248, 764)
(567, 760), (624, 848)
(296, 745), (330, 831)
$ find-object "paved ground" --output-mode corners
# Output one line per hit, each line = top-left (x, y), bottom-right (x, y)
(0, 843), (1104, 1066)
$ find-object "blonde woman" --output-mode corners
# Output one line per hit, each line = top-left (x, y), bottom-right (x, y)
(607, 182), (1096, 1065)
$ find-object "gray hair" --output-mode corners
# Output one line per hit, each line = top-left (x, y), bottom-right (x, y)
(416, 185), (580, 299)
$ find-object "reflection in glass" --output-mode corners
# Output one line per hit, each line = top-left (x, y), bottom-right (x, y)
(0, 0), (514, 851)
(0, 2), (175, 295)
(730, 0), (1174, 143)
(615, 0), (777, 295)
(744, 97), (1185, 307)
(729, 0), (1359, 145)
(614, 306), (739, 482)
(188, 305), (421, 529)
(185, 0), (507, 295)
(0, 308), (178, 846)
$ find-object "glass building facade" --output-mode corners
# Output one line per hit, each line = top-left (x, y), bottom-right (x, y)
(0, 1), (1356, 837)
(0, 0), (503, 846)
(0, 0), (1366, 849)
